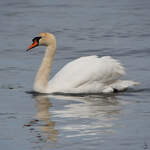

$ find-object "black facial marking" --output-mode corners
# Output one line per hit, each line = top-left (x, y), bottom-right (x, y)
(32, 36), (42, 43)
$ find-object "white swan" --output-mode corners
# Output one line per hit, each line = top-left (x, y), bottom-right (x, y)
(27, 32), (139, 94)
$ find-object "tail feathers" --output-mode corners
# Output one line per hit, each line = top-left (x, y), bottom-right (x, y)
(111, 80), (140, 91)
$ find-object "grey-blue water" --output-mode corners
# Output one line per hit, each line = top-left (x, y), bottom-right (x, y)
(0, 0), (150, 149)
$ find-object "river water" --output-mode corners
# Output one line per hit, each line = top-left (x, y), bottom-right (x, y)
(0, 0), (150, 149)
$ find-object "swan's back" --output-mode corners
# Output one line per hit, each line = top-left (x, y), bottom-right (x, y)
(48, 56), (126, 93)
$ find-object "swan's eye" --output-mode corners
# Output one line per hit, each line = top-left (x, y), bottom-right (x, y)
(32, 37), (42, 43)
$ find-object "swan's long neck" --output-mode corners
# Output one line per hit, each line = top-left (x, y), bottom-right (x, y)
(33, 43), (56, 93)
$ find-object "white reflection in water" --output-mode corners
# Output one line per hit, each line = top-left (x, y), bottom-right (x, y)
(52, 95), (121, 119)
(33, 94), (127, 140)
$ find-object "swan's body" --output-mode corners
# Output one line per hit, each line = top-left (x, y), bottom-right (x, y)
(27, 32), (139, 94)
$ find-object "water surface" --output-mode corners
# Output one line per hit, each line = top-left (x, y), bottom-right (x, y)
(0, 0), (150, 149)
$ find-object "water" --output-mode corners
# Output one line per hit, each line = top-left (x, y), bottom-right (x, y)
(0, 0), (150, 149)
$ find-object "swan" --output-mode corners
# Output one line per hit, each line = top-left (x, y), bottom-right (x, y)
(26, 32), (139, 94)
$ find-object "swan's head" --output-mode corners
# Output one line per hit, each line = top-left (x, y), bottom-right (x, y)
(27, 32), (56, 51)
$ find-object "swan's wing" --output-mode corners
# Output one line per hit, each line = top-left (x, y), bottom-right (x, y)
(48, 56), (125, 91)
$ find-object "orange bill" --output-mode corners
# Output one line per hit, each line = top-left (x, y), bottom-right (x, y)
(26, 41), (38, 51)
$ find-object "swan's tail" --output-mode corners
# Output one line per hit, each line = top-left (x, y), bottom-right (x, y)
(111, 80), (140, 92)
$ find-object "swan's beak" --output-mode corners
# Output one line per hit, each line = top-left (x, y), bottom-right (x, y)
(26, 41), (39, 51)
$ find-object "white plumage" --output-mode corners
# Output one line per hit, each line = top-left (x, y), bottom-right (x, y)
(47, 55), (137, 93)
(27, 33), (139, 94)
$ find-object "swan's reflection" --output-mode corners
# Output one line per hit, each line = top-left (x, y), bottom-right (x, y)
(50, 95), (123, 136)
(33, 94), (125, 140)
(34, 95), (58, 142)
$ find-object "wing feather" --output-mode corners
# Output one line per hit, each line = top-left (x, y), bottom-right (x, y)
(48, 56), (125, 91)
